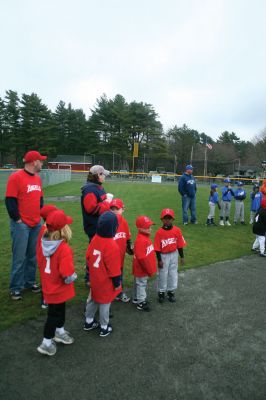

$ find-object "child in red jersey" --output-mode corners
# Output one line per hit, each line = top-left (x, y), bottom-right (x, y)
(110, 198), (133, 303)
(37, 210), (77, 356)
(84, 211), (122, 337)
(37, 204), (58, 309)
(154, 208), (186, 303)
(132, 216), (157, 312)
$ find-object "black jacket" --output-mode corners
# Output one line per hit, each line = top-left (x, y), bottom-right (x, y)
(253, 208), (266, 236)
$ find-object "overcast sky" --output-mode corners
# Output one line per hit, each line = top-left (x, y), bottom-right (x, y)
(1, 0), (266, 141)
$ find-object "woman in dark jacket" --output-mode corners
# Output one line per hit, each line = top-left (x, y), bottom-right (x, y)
(252, 197), (266, 257)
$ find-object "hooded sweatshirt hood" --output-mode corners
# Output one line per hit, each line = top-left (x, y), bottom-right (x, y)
(41, 238), (63, 257)
(96, 211), (118, 238)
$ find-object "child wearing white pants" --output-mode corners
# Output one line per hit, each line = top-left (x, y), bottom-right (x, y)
(252, 198), (266, 257)
(154, 208), (186, 303)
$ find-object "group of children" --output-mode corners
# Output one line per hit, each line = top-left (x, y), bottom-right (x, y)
(206, 179), (262, 227)
(36, 199), (186, 356)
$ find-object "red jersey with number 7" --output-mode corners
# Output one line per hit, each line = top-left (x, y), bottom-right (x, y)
(86, 235), (122, 303)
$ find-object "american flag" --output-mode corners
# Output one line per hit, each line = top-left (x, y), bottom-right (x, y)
(206, 143), (212, 150)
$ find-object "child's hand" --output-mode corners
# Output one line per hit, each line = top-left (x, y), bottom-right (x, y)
(64, 272), (77, 284)
(158, 260), (164, 269)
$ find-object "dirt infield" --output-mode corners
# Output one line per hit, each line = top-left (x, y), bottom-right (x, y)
(0, 255), (265, 400)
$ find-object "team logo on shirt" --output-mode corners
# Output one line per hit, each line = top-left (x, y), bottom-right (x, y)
(161, 238), (177, 248)
(146, 244), (154, 255)
(27, 184), (41, 193)
(114, 232), (127, 240)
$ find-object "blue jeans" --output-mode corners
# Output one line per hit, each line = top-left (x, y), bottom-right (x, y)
(9, 220), (41, 292)
(182, 195), (197, 223)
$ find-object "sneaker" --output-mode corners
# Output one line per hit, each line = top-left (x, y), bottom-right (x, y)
(41, 301), (48, 309)
(54, 330), (74, 344)
(132, 298), (138, 304)
(183, 222), (188, 225)
(116, 292), (130, 303)
(158, 292), (165, 303)
(31, 284), (41, 293)
(251, 248), (259, 253)
(260, 253), (266, 257)
(99, 324), (113, 337)
(219, 220), (224, 226)
(37, 341), (57, 356)
(10, 291), (22, 300)
(225, 221), (231, 226)
(137, 301), (151, 312)
(83, 319), (99, 331)
(191, 221), (198, 224)
(167, 291), (176, 303)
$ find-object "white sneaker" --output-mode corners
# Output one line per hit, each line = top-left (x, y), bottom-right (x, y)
(37, 341), (57, 356)
(54, 330), (74, 345)
(219, 220), (224, 226)
(225, 221), (231, 226)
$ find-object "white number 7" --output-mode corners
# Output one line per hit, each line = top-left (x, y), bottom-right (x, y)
(93, 249), (101, 268)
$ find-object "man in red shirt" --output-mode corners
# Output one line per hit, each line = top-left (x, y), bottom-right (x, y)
(5, 150), (46, 300)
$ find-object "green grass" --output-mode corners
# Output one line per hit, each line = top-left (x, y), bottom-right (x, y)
(0, 181), (254, 331)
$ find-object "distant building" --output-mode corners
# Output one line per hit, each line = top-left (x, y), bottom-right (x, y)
(48, 154), (93, 171)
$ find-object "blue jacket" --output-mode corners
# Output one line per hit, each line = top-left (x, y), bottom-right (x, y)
(81, 182), (107, 237)
(234, 188), (246, 201)
(178, 173), (197, 198)
(209, 191), (219, 204)
(221, 186), (234, 202)
(250, 191), (262, 212)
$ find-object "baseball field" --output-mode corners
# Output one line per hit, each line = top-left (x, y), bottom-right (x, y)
(0, 180), (254, 331)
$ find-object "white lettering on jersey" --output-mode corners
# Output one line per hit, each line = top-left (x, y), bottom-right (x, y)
(146, 244), (154, 256)
(161, 237), (177, 248)
(27, 184), (41, 193)
(114, 232), (127, 240)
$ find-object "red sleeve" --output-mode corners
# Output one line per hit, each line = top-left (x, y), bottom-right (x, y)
(83, 192), (110, 215)
(5, 173), (20, 197)
(58, 244), (75, 277)
(154, 229), (162, 252)
(175, 227), (187, 248)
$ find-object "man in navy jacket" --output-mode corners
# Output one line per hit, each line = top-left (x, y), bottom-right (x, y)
(178, 165), (197, 225)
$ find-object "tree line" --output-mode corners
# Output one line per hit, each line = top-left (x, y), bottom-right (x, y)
(0, 90), (265, 175)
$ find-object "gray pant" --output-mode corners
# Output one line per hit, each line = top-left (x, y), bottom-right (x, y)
(252, 235), (265, 254)
(85, 297), (110, 326)
(207, 202), (216, 219)
(133, 277), (148, 303)
(220, 201), (231, 219)
(157, 251), (178, 292)
(234, 200), (245, 222)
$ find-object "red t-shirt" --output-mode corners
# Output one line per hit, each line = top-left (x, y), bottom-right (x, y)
(86, 235), (122, 303)
(132, 233), (157, 277)
(37, 241), (75, 304)
(113, 215), (131, 267)
(154, 226), (186, 253)
(6, 169), (43, 227)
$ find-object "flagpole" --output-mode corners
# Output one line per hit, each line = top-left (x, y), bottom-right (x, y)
(190, 146), (193, 165)
(204, 143), (207, 177)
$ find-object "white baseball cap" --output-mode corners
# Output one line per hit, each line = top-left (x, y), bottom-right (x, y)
(89, 165), (110, 176)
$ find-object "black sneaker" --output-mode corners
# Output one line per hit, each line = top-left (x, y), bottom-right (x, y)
(99, 324), (112, 337)
(132, 298), (138, 304)
(167, 291), (176, 303)
(83, 319), (99, 331)
(10, 291), (22, 300)
(136, 301), (151, 312)
(31, 284), (41, 293)
(260, 253), (266, 257)
(158, 292), (165, 303)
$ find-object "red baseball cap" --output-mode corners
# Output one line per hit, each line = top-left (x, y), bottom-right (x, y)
(40, 205), (57, 220)
(261, 198), (266, 209)
(23, 151), (47, 163)
(136, 215), (155, 229)
(110, 198), (124, 209)
(160, 208), (175, 219)
(46, 210), (73, 232)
